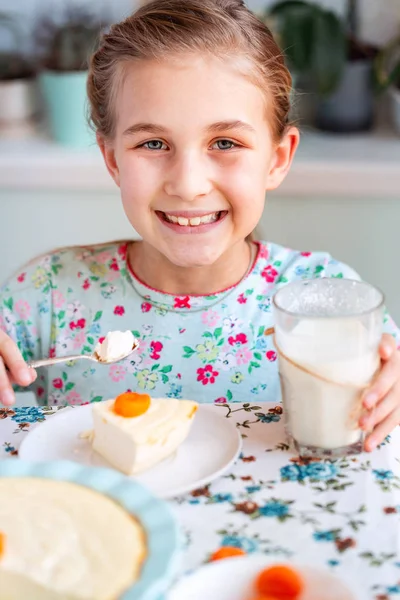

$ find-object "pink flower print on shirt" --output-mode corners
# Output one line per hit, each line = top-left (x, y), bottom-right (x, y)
(197, 364), (219, 385)
(73, 331), (86, 350)
(259, 245), (269, 259)
(228, 333), (248, 346)
(109, 258), (120, 271)
(266, 350), (277, 361)
(17, 272), (26, 283)
(109, 364), (127, 382)
(174, 296), (191, 309)
(118, 243), (127, 259)
(201, 309), (220, 328)
(14, 300), (31, 320)
(66, 390), (82, 405)
(237, 293), (247, 304)
(82, 278), (91, 290)
(141, 302), (152, 313)
(214, 397), (227, 404)
(114, 306), (125, 316)
(301, 251), (311, 257)
(150, 341), (163, 360)
(52, 289), (65, 307)
(261, 265), (278, 283)
(96, 251), (113, 264)
(235, 346), (252, 365)
(69, 318), (86, 331)
(53, 378), (63, 389)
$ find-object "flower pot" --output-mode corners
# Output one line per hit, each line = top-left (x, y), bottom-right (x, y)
(389, 85), (400, 135)
(315, 59), (374, 133)
(0, 78), (37, 138)
(39, 71), (94, 148)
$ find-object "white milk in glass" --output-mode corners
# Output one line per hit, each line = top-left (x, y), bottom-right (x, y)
(276, 319), (379, 451)
(273, 279), (383, 457)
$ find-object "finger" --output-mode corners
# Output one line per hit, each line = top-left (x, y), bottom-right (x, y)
(0, 330), (35, 386)
(379, 334), (397, 361)
(0, 357), (15, 406)
(360, 384), (400, 431)
(364, 406), (400, 452)
(362, 352), (400, 409)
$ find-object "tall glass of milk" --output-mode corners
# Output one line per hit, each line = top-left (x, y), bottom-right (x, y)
(273, 278), (383, 458)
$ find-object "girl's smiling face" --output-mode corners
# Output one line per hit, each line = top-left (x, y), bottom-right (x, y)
(99, 55), (298, 268)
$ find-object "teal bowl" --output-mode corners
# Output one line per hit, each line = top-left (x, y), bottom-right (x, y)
(0, 459), (181, 600)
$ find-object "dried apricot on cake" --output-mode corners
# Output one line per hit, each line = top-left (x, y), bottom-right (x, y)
(0, 532), (5, 557)
(255, 564), (304, 600)
(114, 392), (151, 418)
(210, 546), (246, 561)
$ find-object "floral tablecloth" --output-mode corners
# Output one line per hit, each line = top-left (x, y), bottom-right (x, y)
(1, 402), (400, 600)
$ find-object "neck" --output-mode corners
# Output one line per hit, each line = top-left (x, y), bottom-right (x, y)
(128, 240), (255, 296)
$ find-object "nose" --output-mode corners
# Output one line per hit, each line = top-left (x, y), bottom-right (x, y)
(163, 150), (213, 201)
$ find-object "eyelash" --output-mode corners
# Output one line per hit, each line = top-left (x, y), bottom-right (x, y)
(136, 139), (241, 151)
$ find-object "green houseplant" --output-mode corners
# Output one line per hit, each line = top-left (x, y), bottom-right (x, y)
(35, 6), (110, 147)
(0, 13), (37, 138)
(375, 34), (400, 135)
(266, 0), (377, 132)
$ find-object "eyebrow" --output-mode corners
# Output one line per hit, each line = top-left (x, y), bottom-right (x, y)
(122, 120), (256, 137)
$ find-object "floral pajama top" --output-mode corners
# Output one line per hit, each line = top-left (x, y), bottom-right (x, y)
(1, 241), (398, 406)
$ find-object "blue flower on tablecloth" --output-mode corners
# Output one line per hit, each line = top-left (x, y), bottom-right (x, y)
(189, 499), (200, 505)
(259, 501), (289, 518)
(245, 485), (261, 493)
(221, 535), (258, 553)
(280, 464), (306, 481)
(11, 407), (44, 423)
(212, 493), (234, 503)
(395, 562), (400, 568)
(313, 530), (337, 542)
(305, 462), (337, 480)
(327, 560), (339, 567)
(387, 584), (400, 593)
(257, 413), (280, 424)
(373, 469), (394, 480)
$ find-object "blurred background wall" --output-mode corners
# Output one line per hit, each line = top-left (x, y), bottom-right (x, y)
(0, 0), (400, 321)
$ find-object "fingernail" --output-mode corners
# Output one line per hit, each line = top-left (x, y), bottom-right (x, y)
(363, 392), (377, 409)
(1, 391), (14, 406)
(19, 369), (33, 385)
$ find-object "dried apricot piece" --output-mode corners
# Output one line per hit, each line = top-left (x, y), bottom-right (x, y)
(0, 532), (5, 557)
(210, 546), (246, 561)
(255, 564), (304, 600)
(114, 392), (151, 418)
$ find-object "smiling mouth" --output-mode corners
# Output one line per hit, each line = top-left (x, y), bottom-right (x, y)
(157, 211), (227, 227)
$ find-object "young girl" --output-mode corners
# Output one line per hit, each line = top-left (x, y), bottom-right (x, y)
(0, 0), (399, 451)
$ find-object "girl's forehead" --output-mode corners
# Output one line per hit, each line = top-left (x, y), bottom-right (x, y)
(116, 55), (269, 133)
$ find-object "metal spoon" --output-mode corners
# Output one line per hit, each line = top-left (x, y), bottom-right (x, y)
(27, 341), (140, 369)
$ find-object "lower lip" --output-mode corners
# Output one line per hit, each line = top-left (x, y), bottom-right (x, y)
(156, 211), (228, 234)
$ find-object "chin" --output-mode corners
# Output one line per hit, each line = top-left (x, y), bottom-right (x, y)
(164, 245), (223, 268)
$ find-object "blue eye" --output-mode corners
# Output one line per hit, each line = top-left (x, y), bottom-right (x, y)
(141, 140), (167, 150)
(212, 139), (238, 150)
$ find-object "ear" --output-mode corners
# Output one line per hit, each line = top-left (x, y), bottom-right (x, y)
(97, 133), (121, 187)
(265, 126), (300, 191)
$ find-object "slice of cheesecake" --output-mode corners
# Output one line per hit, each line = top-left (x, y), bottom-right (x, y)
(91, 393), (198, 475)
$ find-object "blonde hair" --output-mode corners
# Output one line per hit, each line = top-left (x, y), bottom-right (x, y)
(87, 0), (292, 142)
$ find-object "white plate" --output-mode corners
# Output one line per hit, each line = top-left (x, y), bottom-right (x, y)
(167, 554), (359, 600)
(19, 404), (242, 499)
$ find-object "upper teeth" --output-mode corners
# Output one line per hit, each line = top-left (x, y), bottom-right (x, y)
(164, 212), (220, 226)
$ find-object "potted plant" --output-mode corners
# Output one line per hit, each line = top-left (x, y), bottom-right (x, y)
(374, 34), (400, 135)
(0, 13), (37, 138)
(266, 0), (378, 133)
(35, 6), (110, 148)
